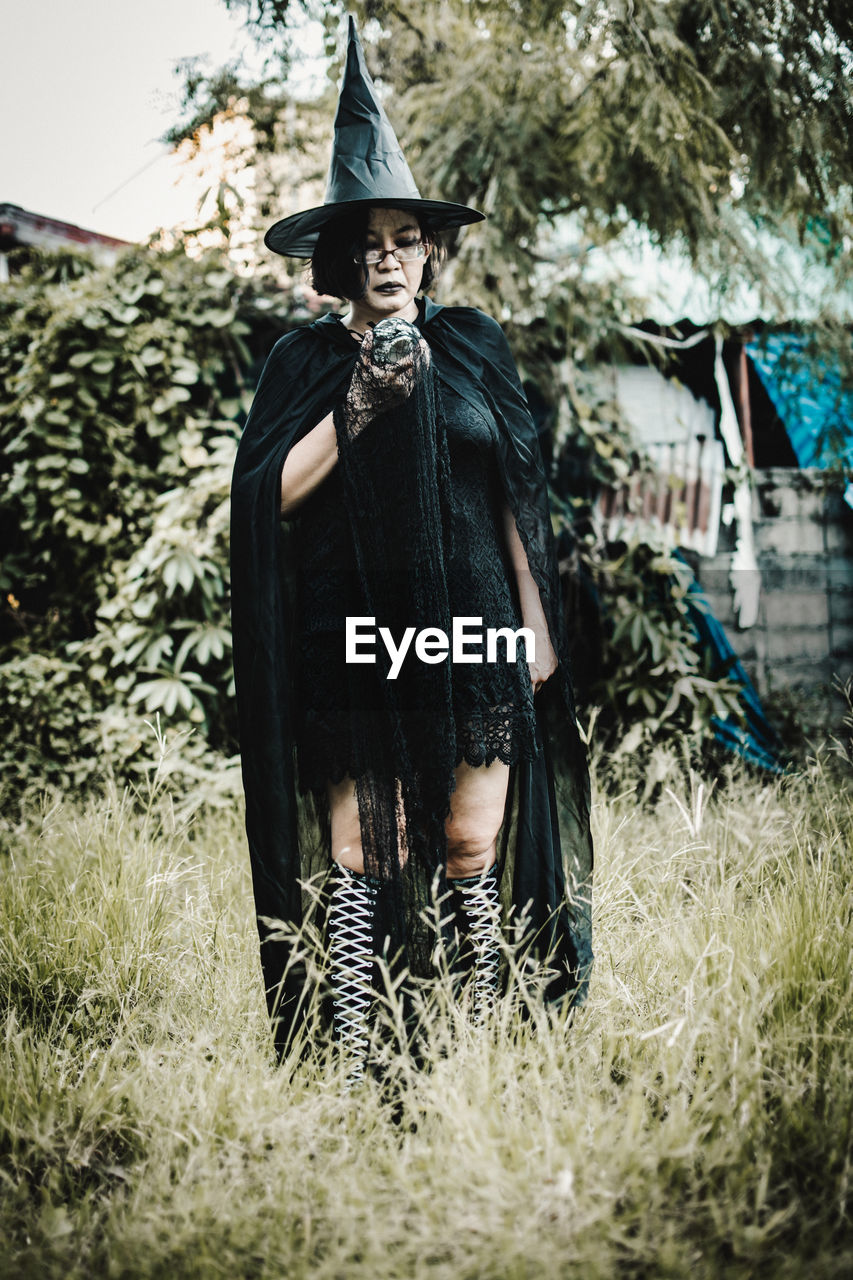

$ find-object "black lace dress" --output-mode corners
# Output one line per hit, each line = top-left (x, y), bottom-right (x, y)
(293, 379), (538, 796)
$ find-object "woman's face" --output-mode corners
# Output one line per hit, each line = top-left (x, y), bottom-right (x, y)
(355, 207), (427, 322)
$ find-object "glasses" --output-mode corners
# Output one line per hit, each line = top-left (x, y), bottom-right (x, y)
(354, 241), (427, 267)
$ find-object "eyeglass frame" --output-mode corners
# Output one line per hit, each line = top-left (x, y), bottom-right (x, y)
(352, 240), (428, 267)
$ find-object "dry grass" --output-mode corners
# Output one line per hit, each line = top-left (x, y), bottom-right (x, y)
(1, 742), (851, 1278)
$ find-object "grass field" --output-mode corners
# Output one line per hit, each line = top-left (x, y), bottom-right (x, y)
(1, 744), (851, 1279)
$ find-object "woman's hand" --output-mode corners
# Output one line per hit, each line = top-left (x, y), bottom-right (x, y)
(344, 322), (429, 435)
(526, 625), (558, 694)
(500, 503), (559, 695)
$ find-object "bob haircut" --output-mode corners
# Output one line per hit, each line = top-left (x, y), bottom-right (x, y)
(311, 209), (444, 300)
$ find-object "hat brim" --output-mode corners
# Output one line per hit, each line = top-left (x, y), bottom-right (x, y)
(264, 197), (485, 258)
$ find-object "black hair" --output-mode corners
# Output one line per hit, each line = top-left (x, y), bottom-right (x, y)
(310, 208), (444, 300)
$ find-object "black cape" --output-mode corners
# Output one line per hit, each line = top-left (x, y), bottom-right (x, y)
(230, 295), (594, 1051)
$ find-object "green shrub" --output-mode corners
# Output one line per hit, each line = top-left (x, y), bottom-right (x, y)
(0, 245), (299, 806)
(0, 652), (98, 797)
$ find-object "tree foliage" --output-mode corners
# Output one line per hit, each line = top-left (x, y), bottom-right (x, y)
(203, 2), (852, 325)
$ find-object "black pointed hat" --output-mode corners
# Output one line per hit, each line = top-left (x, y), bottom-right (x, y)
(264, 16), (484, 257)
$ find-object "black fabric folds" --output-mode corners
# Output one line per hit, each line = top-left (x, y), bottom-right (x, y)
(331, 322), (456, 978)
(230, 296), (594, 1051)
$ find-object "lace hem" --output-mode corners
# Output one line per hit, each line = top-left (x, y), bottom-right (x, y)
(454, 701), (538, 770)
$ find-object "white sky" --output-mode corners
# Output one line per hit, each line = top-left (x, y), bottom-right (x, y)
(2, 0), (262, 242)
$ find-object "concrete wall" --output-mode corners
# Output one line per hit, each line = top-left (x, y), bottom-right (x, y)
(695, 468), (853, 723)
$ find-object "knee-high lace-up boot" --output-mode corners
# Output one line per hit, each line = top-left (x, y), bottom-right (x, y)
(328, 863), (380, 1087)
(447, 862), (501, 1023)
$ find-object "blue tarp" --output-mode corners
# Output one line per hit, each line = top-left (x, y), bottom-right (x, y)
(678, 554), (785, 772)
(747, 331), (853, 506)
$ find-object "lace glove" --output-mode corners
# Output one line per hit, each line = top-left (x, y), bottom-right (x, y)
(343, 317), (430, 437)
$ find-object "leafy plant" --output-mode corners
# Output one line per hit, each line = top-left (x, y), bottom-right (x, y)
(0, 248), (256, 648)
(76, 427), (238, 751)
(581, 528), (745, 758)
(0, 245), (302, 804)
(0, 652), (98, 800)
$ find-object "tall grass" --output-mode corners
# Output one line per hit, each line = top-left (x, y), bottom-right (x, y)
(1, 744), (851, 1279)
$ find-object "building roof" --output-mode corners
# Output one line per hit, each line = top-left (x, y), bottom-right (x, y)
(0, 203), (131, 255)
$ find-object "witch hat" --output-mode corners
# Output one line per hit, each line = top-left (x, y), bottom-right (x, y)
(264, 15), (483, 257)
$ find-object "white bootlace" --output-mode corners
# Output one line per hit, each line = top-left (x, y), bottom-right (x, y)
(452, 863), (501, 1023)
(329, 864), (379, 1087)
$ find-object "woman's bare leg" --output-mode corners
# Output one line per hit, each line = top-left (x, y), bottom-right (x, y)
(445, 759), (510, 878)
(329, 757), (509, 878)
(327, 775), (364, 873)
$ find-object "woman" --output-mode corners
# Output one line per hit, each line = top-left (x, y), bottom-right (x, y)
(230, 19), (593, 1077)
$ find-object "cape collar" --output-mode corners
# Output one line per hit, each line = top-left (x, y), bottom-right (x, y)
(419, 295), (444, 327)
(314, 295), (445, 351)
